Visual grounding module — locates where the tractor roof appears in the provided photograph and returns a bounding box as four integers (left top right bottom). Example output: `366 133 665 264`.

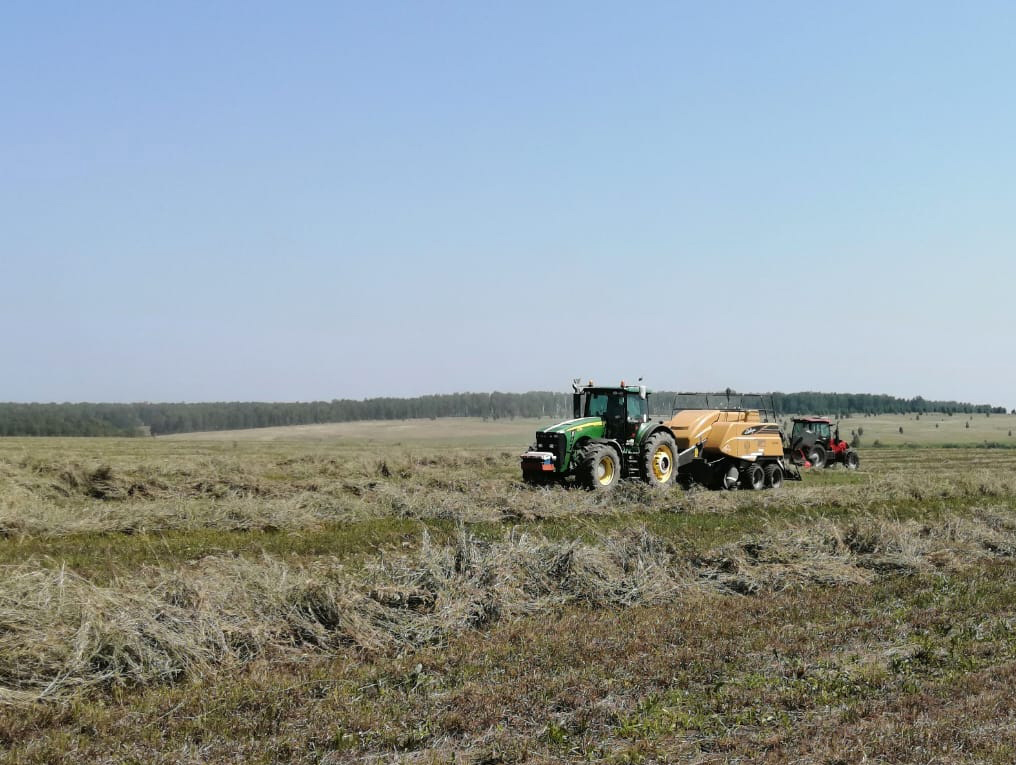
794 416 832 423
580 385 648 394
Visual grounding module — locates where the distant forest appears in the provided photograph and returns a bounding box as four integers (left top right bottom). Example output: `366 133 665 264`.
0 391 1009 437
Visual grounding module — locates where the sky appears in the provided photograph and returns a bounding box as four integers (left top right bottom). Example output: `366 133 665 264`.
3 2 1015 408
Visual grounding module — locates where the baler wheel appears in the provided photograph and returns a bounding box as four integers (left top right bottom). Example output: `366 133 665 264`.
764 463 783 489
742 463 764 490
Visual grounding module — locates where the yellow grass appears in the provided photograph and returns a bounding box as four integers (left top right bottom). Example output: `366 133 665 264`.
3 414 1016 762
161 416 543 448
837 411 1016 445
160 411 1016 448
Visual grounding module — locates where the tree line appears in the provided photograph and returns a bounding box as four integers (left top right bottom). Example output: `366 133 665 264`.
0 391 1007 437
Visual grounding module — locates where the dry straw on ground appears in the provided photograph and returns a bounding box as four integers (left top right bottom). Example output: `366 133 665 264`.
3 510 1016 704
6 451 1016 536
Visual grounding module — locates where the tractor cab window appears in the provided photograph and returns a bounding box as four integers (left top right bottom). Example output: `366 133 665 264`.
606 392 626 420
586 394 609 418
815 422 831 440
791 421 810 441
586 391 627 420
627 394 647 422
588 392 623 417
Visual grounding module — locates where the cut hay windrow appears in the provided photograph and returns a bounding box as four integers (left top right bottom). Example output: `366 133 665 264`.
7 451 1016 538
4 511 1016 704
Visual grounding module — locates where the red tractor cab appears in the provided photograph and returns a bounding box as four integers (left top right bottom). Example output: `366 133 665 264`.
787 417 859 470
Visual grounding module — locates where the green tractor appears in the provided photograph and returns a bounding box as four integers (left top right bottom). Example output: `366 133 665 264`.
520 380 695 490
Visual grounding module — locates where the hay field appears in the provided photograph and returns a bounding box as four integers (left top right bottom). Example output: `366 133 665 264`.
167 412 1016 448
2 415 1016 763
160 416 543 447
836 411 1016 447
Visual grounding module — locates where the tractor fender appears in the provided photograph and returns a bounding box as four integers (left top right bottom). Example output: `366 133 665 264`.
578 439 626 474
586 438 624 458
635 422 677 446
637 424 698 469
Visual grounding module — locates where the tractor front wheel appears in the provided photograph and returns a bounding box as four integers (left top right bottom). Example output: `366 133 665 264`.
641 432 677 486
844 450 860 470
579 445 619 491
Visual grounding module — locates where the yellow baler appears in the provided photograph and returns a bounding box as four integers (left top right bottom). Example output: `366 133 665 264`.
665 405 798 490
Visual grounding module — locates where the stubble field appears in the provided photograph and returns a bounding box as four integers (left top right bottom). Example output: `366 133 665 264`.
2 414 1016 763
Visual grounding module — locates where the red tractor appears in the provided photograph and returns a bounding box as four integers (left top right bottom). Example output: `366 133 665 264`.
787 417 860 470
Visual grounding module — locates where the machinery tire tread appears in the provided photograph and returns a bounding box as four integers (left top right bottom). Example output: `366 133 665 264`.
763 463 783 489
808 444 827 469
741 462 765 490
578 444 619 491
641 431 678 486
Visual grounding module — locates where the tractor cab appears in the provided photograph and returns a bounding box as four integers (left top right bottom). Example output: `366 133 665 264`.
573 382 648 442
790 417 832 447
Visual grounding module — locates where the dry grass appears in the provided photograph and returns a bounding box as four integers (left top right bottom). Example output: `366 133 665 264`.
3 559 1015 763
5 443 1016 541
3 424 1016 762
837 411 1016 447
158 413 1016 448
0 527 678 702
159 416 543 446
5 510 1016 707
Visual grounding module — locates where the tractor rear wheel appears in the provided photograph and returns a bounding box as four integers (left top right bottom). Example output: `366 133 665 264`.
742 463 764 490
807 444 827 469
844 450 860 470
641 432 677 486
764 463 783 489
578 444 619 491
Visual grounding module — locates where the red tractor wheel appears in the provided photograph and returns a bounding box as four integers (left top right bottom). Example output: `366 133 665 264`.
807 444 827 469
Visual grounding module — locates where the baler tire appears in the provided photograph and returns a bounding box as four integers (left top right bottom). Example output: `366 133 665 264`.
742 463 765 491
844 450 860 470
641 432 677 486
807 444 827 469
764 463 783 489
578 444 619 491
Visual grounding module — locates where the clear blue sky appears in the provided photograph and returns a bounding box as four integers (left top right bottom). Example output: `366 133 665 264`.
3 2 1014 407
